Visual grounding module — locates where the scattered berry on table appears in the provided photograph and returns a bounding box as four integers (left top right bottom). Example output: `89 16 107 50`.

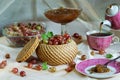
65 66 73 72
5 53 10 59
27 63 33 68
48 67 56 72
68 61 76 68
80 55 87 60
34 65 42 71
99 50 105 55
11 68 18 74
20 71 26 77
90 50 95 56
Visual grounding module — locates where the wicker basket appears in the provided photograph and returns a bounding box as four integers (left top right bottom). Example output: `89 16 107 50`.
36 40 78 66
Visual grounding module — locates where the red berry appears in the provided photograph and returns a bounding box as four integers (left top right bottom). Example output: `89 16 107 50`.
69 61 76 68
0 63 5 69
99 49 105 55
49 37 54 41
5 53 10 59
34 65 42 70
30 59 37 64
81 55 87 60
53 40 59 45
20 71 26 77
33 23 37 26
65 67 73 72
1 60 7 66
27 63 33 68
11 68 18 74
48 40 53 45
63 33 70 39
73 33 79 38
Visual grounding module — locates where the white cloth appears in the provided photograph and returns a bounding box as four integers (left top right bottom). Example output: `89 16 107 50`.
0 37 120 80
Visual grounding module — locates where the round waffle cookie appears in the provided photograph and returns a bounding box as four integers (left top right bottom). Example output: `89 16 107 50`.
16 37 39 62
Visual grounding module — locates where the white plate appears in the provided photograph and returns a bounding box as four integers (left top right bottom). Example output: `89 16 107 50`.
75 58 120 79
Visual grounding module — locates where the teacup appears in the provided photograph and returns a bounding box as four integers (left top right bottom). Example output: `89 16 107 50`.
86 30 119 51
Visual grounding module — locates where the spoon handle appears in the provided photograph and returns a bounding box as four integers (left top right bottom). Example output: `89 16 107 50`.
104 55 120 66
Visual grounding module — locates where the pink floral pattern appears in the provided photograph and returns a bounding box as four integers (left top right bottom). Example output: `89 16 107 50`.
105 11 120 29
87 35 112 50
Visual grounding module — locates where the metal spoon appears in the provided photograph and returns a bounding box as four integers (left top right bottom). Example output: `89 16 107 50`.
104 55 120 67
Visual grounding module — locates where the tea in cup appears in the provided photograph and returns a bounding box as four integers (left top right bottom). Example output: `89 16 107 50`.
86 30 119 51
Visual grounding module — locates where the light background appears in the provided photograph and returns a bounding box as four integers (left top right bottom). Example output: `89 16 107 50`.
0 0 120 36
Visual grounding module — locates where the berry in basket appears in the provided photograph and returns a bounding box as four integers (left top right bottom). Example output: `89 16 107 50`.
41 32 71 45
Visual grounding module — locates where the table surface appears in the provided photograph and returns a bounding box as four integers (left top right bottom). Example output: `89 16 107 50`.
0 36 120 80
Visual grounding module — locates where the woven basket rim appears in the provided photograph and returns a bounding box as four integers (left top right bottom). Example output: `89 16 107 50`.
40 40 75 46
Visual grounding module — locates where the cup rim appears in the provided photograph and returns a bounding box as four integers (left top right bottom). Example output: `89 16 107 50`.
86 30 114 38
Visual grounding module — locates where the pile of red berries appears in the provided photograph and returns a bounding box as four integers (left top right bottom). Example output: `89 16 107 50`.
48 33 71 45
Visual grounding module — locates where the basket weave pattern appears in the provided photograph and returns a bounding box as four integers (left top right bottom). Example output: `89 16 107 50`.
36 40 78 66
